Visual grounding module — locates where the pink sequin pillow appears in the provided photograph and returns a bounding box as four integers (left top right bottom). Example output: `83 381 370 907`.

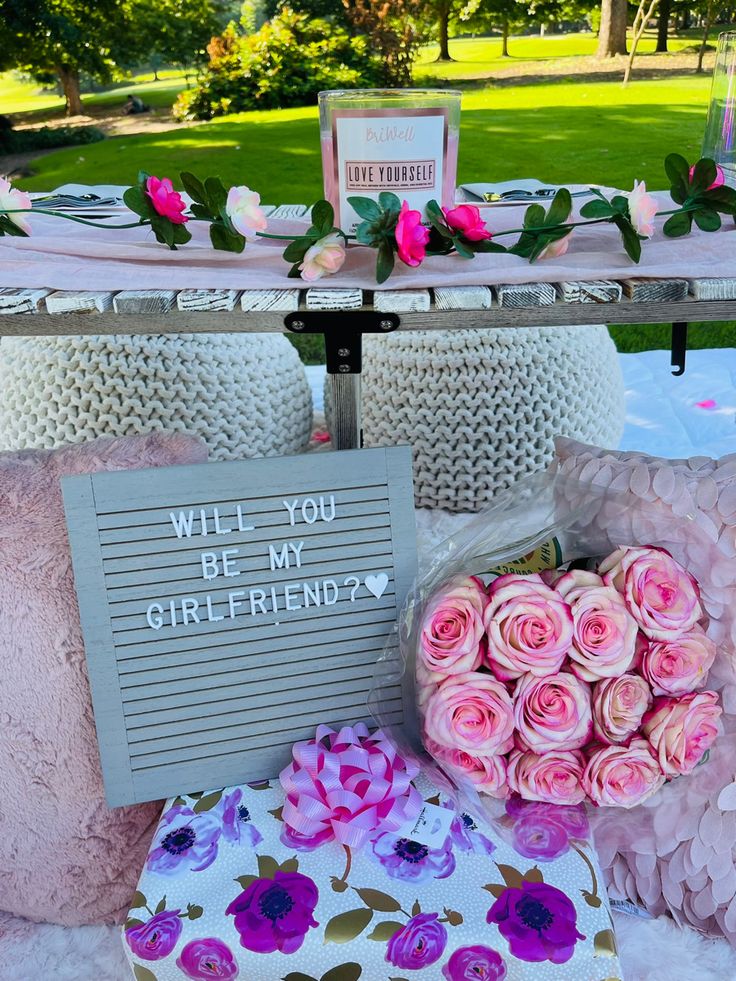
0 434 208 926
554 437 736 943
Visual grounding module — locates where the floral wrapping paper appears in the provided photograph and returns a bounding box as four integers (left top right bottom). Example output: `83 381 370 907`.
122 774 622 981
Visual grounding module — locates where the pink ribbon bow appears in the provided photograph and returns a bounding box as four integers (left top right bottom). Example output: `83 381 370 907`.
279 723 422 851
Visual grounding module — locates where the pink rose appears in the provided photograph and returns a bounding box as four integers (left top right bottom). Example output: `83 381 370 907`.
600 546 702 640
427 739 508 798
582 739 665 808
689 163 725 190
483 573 574 681
226 184 268 238
641 626 716 696
513 671 592 752
506 749 585 805
0 177 32 235
553 569 603 597
443 204 492 241
592 674 652 744
423 672 514 755
565 583 638 681
626 180 658 238
395 200 429 267
420 577 487 676
299 232 346 282
642 691 721 776
145 175 188 224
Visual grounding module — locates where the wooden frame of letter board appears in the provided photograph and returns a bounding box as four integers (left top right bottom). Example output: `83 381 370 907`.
62 446 416 807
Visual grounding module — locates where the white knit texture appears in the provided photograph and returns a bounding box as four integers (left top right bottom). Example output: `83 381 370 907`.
0 334 313 459
327 326 625 511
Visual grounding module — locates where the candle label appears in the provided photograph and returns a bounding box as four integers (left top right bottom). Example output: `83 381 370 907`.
332 109 448 231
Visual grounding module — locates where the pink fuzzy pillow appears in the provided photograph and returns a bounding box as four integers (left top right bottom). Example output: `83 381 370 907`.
0 434 208 926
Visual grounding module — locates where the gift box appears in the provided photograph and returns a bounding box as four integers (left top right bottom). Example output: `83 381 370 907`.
122 771 621 980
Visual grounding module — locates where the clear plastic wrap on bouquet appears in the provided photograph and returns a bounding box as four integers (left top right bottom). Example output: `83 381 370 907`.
369 469 736 860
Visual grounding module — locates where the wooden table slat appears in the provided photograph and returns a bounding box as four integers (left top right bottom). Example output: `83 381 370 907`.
433 286 493 310
177 289 240 312
0 288 50 315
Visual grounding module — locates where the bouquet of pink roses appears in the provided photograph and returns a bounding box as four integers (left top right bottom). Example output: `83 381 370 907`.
416 545 722 810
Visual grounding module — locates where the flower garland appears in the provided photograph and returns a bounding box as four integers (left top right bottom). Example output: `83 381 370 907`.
1 154 734 285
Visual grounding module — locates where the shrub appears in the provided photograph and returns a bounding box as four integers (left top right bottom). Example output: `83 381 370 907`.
173 7 384 120
0 123 105 155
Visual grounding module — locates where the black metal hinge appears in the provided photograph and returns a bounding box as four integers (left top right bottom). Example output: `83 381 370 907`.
284 310 400 373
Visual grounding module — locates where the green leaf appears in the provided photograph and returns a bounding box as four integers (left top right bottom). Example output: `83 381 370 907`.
283 236 316 263
150 215 176 249
664 152 690 189
180 171 207 206
378 191 401 214
234 875 258 890
0 217 28 237
282 974 317 981
136 169 151 186
354 888 402 912
123 185 152 219
187 904 203 920
662 211 693 237
279 856 299 873
154 896 166 914
270 806 284 822
257 854 280 879
287 262 303 278
193 789 223 812
545 188 572 227
472 239 507 253
453 237 475 259
124 918 144 930
610 194 630 214
347 196 381 221
311 200 334 236
523 866 544 883
670 184 688 206
694 208 721 232
523 203 546 229
209 222 245 253
376 239 395 284
133 967 158 981
172 222 192 246
324 907 373 944
367 920 404 941
496 864 524 889
704 184 736 214
411 899 421 916
483 883 507 898
321 965 362 981
129 891 147 909
189 203 211 220
691 157 718 193
204 176 228 215
580 199 614 219
613 215 643 262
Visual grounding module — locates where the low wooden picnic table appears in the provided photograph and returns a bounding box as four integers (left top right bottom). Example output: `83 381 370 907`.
1 201 735 451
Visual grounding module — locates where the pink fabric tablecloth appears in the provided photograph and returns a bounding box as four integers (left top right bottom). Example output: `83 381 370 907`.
1 194 735 292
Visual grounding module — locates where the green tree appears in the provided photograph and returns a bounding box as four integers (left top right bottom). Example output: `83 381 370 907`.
129 0 224 72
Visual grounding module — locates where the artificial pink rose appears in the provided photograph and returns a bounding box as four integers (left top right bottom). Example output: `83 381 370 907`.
641 626 716 696
395 200 429 267
420 577 487 676
539 231 572 259
626 180 658 238
592 673 652 744
582 739 665 808
513 671 592 753
0 177 32 235
506 749 585 805
600 545 702 641
483 573 574 681
689 163 725 190
642 691 721 776
443 204 492 241
553 569 603 597
565 583 638 681
226 184 268 238
426 739 509 798
423 671 514 755
145 175 188 224
299 232 346 282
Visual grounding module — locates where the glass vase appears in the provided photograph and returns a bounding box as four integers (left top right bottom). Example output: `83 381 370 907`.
702 31 736 187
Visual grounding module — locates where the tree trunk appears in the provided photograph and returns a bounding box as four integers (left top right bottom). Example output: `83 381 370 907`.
437 4 453 61
58 64 83 115
697 0 715 72
597 0 628 57
623 0 659 83
502 18 510 56
656 0 670 51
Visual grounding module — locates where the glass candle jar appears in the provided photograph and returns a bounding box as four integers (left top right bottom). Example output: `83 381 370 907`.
702 32 736 187
319 88 461 231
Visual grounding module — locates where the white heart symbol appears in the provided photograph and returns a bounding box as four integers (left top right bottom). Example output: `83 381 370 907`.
364 572 389 599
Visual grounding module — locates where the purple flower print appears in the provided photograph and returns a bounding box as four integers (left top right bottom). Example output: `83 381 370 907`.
176 937 240 979
442 945 507 980
147 804 221 875
125 909 182 961
446 808 496 857
386 913 448 970
226 870 319 954
279 823 334 852
505 797 589 862
371 832 456 882
218 789 263 847
487 881 585 964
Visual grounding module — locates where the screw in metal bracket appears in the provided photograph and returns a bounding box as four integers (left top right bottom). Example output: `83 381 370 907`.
338 364 351 373
378 319 395 331
337 347 350 357
290 319 305 331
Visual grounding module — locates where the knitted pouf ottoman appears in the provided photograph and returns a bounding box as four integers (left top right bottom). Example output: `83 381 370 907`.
0 333 312 459
326 325 625 510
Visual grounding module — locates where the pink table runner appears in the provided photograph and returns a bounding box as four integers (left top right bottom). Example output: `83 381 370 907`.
1 193 735 292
